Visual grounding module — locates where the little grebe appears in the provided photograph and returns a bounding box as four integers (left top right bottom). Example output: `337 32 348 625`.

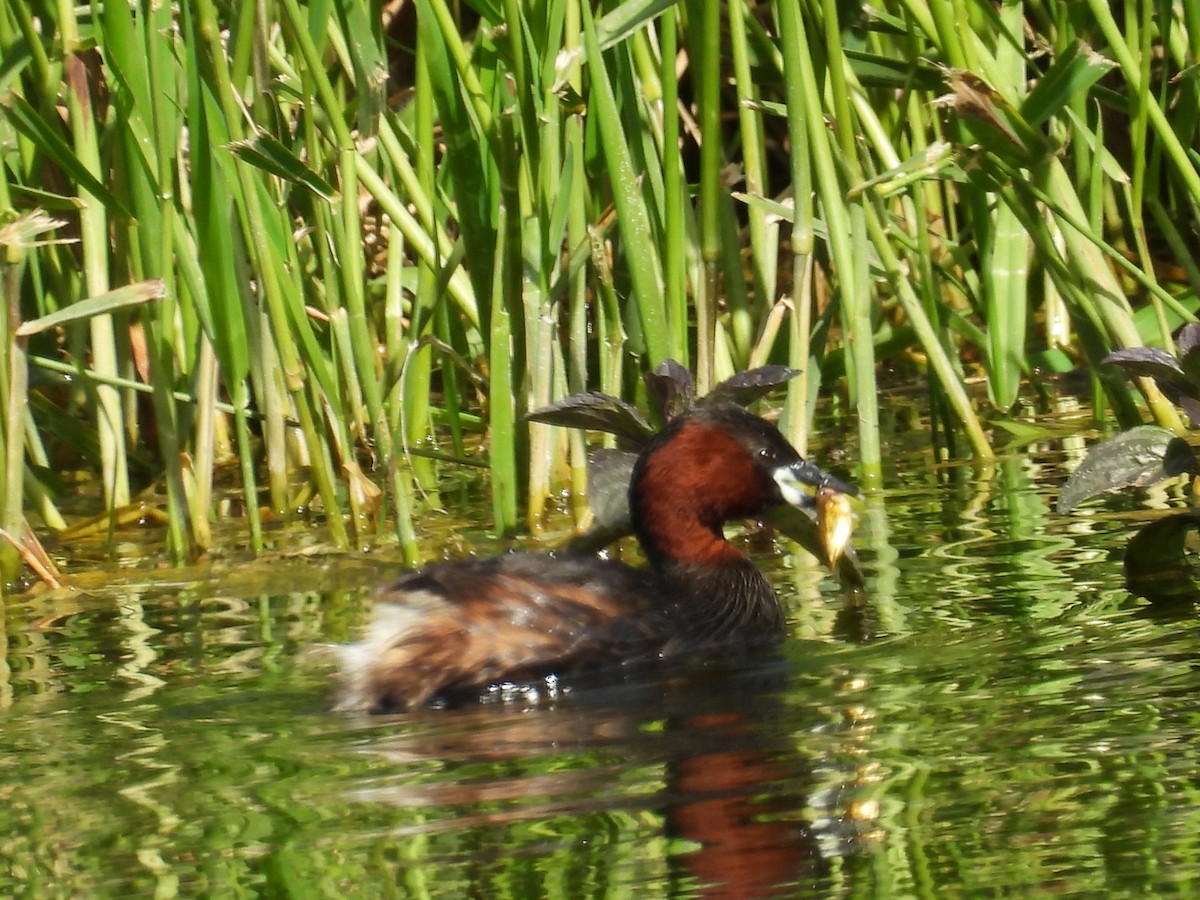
336 401 856 713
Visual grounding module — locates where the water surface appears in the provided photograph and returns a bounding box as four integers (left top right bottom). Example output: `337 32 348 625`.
3 419 1198 897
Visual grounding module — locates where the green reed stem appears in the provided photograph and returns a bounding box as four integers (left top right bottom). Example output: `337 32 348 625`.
692 0 721 390
580 1 669 368
659 7 688 372
489 199 518 536
727 0 773 363
775 0 816 453
60 3 129 511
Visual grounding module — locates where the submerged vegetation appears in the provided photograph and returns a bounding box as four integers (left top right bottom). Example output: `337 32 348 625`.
1058 323 1200 602
0 1 1198 587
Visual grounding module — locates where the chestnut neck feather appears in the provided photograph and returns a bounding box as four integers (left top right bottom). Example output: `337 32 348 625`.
631 419 775 569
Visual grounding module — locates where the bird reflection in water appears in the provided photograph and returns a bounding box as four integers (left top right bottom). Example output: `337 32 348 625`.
344 657 880 896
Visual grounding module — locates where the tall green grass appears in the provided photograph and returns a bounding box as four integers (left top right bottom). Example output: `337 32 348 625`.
0 1 1196 586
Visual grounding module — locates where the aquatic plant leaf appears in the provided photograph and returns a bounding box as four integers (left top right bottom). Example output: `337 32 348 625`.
848 140 956 201
228 134 337 200
0 94 134 220
1105 342 1200 414
414 0 497 307
1160 437 1196 478
992 418 1060 445
1179 395 1200 426
1056 425 1199 513
1103 346 1190 392
17 279 166 337
1027 347 1075 374
705 366 802 407
1178 323 1200 356
1177 323 1200 388
937 68 1053 167
595 0 678 51
844 48 943 92
1124 511 1200 604
1019 40 1115 129
527 392 655 446
333 0 388 136
643 359 694 422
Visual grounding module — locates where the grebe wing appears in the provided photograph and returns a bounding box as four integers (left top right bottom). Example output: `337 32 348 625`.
335 553 660 712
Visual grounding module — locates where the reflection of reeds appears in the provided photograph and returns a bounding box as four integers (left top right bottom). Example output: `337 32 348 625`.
3 2 1197 580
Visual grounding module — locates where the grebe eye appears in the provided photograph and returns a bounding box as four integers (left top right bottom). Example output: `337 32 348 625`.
758 447 775 462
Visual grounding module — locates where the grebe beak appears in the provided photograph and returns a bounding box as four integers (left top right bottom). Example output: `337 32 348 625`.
773 458 858 509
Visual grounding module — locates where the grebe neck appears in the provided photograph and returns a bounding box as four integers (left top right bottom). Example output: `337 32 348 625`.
640 515 748 569
629 417 780 571
657 555 785 640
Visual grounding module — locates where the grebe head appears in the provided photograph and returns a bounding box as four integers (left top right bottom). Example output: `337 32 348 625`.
629 402 855 568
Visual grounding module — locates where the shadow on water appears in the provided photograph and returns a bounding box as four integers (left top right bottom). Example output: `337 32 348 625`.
2 412 1200 895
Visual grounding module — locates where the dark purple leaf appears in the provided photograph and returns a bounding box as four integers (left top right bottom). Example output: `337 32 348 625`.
1103 346 1186 386
1057 425 1199 513
1164 436 1200 477
1179 395 1200 426
644 359 694 422
527 392 655 446
1177 323 1200 357
1177 324 1200 389
706 365 802 406
1124 510 1200 604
